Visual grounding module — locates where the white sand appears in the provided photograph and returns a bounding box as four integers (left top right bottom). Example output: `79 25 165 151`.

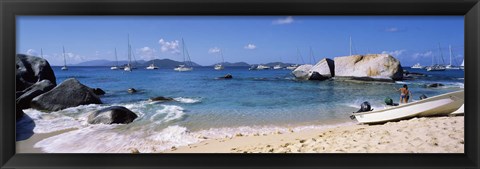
164 116 464 153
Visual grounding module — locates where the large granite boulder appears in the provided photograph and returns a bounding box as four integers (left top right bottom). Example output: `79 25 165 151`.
292 64 313 80
31 78 102 111
333 54 403 81
16 54 56 91
309 58 335 80
16 80 55 109
87 106 138 124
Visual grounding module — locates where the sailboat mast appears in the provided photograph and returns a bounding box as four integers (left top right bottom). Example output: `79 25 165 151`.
349 36 352 56
182 38 186 65
297 48 304 64
310 47 316 64
449 45 453 66
128 34 131 66
115 48 118 67
438 43 445 65
62 46 67 67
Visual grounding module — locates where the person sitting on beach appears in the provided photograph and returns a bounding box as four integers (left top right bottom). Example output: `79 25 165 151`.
396 84 412 103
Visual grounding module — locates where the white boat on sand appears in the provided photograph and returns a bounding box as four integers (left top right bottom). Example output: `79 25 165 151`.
351 90 464 124
450 104 464 115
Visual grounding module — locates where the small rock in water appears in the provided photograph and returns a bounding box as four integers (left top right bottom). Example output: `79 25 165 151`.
235 133 243 137
149 96 174 102
425 83 444 88
224 74 233 79
127 88 137 93
288 128 294 133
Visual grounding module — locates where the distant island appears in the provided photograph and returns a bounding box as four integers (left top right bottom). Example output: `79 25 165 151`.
72 59 295 68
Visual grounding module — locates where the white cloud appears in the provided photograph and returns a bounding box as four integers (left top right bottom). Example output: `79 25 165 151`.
137 46 156 60
412 51 433 59
273 16 294 25
26 49 38 56
208 47 221 54
381 49 406 57
158 38 180 54
384 27 400 32
244 44 256 50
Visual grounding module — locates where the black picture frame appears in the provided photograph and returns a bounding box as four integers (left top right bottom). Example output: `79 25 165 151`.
1 0 479 168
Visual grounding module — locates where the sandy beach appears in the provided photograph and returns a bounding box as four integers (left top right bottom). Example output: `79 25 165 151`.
16 116 464 153
163 116 464 153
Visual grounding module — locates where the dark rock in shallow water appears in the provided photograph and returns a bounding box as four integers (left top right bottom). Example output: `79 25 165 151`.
425 83 444 88
224 74 233 79
16 80 55 109
419 94 428 100
308 72 329 81
30 78 102 111
127 88 137 94
88 106 138 124
92 88 106 95
16 54 56 91
149 96 174 102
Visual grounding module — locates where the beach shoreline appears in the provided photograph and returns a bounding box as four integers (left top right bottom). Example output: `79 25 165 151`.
17 115 463 153
163 116 464 153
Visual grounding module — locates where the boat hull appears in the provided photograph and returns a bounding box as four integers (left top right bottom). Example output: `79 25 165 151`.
174 67 193 72
352 90 464 124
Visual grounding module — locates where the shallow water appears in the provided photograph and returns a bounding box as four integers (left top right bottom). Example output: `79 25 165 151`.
20 66 464 153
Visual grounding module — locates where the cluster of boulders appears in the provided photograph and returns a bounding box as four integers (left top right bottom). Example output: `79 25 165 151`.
292 54 403 82
15 54 137 124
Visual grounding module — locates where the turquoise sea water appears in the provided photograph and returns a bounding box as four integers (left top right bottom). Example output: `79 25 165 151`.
18 66 464 153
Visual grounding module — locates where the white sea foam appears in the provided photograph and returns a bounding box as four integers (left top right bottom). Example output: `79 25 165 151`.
34 121 355 153
150 105 185 124
174 97 201 104
23 109 84 133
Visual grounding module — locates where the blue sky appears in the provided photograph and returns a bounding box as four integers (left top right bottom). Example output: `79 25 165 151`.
17 16 464 66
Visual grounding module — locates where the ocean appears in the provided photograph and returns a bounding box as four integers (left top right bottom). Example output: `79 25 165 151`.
18 66 464 153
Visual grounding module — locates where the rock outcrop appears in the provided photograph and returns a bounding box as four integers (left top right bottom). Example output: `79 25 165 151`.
16 54 56 91
16 80 55 109
92 88 106 95
333 54 403 81
31 78 102 111
292 64 313 80
87 106 138 124
309 58 335 80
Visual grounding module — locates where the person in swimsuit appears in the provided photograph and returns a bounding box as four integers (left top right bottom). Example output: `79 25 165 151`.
396 84 412 103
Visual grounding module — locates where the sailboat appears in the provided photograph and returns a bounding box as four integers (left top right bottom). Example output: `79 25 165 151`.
460 59 464 70
214 50 225 70
61 46 68 71
446 45 460 70
273 63 282 70
111 48 119 70
146 51 159 70
286 48 304 70
124 35 132 72
40 48 44 59
146 61 159 70
309 47 316 64
174 38 193 72
426 44 446 71
411 63 424 69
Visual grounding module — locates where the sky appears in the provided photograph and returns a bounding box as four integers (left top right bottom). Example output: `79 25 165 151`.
17 16 464 66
